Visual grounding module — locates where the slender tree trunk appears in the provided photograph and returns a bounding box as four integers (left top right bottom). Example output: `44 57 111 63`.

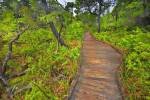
98 2 101 33
115 9 118 22
41 0 49 13
143 0 149 16
49 22 67 47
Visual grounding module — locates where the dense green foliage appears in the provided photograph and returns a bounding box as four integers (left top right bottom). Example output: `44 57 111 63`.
0 4 84 100
92 1 150 99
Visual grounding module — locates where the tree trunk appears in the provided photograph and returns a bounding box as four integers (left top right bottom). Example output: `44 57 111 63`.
41 0 49 13
49 22 67 47
98 2 101 33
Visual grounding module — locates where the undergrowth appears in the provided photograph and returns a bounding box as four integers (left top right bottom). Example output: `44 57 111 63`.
92 1 150 99
0 9 84 99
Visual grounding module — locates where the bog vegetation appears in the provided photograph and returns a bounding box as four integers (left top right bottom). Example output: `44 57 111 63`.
0 0 149 99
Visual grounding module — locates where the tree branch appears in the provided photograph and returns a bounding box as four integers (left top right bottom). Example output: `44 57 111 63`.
49 21 67 47
55 0 67 11
1 27 28 74
14 84 32 95
0 74 8 87
0 26 28 99
8 70 27 80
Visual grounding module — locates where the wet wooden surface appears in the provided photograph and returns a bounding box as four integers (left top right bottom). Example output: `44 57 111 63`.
69 32 123 100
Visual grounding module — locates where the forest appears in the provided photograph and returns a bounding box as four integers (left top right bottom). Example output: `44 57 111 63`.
0 0 150 100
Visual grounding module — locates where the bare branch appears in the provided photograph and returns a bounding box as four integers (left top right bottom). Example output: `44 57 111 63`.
0 75 13 99
8 70 27 80
49 21 67 47
0 26 28 99
14 85 32 95
0 75 8 87
1 27 28 74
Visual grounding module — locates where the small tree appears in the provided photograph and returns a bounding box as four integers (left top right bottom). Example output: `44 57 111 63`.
75 0 115 32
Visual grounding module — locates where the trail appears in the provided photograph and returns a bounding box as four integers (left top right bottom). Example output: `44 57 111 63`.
69 32 123 100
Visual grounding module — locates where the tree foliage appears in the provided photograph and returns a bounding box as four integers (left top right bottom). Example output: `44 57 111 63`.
75 0 115 15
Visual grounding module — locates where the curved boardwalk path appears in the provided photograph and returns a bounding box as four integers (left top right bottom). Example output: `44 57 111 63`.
68 32 123 100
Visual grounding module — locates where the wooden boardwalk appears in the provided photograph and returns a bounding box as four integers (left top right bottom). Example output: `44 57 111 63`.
68 32 123 100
